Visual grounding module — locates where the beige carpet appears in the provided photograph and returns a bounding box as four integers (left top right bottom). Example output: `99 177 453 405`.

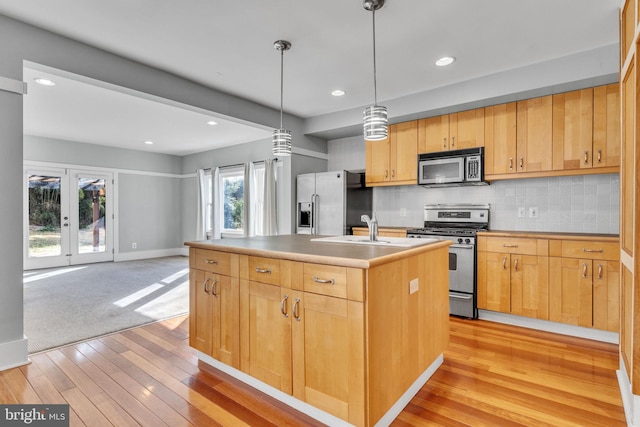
24 256 189 353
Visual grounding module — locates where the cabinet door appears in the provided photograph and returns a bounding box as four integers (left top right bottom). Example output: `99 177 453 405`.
449 108 484 150
418 115 449 153
552 88 594 170
390 121 418 183
240 281 292 393
189 269 212 354
210 274 240 368
549 258 593 327
593 260 620 332
484 103 517 175
593 83 620 168
291 292 365 427
516 96 553 172
365 138 390 185
477 251 511 312
510 255 549 320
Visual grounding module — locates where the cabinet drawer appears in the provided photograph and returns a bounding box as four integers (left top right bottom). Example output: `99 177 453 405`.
193 249 231 275
559 240 619 261
303 264 348 299
248 256 281 285
484 237 543 255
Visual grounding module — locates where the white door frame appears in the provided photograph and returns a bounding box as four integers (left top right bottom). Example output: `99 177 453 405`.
24 165 114 270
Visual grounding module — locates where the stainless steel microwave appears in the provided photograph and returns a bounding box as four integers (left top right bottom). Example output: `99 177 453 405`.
417 147 487 187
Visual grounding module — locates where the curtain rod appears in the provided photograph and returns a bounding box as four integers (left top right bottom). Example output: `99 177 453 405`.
198 158 279 173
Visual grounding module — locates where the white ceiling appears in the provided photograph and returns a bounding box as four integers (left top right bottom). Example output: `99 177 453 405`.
0 0 621 156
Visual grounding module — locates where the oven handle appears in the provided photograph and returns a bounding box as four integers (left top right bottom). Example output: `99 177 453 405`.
450 244 474 249
449 293 473 300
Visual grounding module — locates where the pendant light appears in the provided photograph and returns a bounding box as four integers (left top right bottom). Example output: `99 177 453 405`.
363 0 388 141
273 40 292 156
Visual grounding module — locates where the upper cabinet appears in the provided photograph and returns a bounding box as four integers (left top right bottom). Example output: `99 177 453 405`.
484 102 517 175
593 83 620 168
365 121 418 187
417 108 484 153
516 95 554 173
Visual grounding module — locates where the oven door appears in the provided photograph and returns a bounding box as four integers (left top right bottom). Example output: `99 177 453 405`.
418 157 464 185
449 243 474 293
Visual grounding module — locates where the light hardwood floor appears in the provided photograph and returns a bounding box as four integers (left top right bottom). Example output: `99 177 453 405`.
0 316 626 426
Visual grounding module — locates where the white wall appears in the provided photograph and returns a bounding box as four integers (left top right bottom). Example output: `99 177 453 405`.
328 137 620 235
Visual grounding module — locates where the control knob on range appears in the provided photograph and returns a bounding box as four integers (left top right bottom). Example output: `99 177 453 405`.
465 238 471 244
457 238 463 243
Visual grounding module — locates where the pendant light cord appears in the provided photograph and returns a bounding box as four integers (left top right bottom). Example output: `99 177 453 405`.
372 7 378 107
279 47 284 129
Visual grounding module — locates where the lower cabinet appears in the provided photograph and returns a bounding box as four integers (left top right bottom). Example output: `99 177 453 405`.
477 236 549 320
239 258 366 426
549 240 620 332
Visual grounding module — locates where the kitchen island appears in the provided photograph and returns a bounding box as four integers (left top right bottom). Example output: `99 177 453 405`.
185 234 450 427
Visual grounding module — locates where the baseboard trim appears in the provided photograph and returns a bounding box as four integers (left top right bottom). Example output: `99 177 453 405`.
478 310 619 344
114 247 188 262
0 336 29 372
197 352 443 427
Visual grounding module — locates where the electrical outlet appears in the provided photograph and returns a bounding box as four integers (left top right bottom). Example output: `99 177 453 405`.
400 208 407 217
132 242 137 249
518 207 526 218
529 207 539 218
409 278 419 294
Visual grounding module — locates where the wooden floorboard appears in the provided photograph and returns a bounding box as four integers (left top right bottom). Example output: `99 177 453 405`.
0 315 626 426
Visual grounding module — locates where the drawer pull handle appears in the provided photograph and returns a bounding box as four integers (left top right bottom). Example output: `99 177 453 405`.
503 244 518 248
255 267 272 274
583 248 604 253
502 257 508 270
597 264 603 280
293 298 301 321
280 294 289 317
513 258 519 272
203 277 211 294
205 259 218 265
582 263 588 278
313 275 335 285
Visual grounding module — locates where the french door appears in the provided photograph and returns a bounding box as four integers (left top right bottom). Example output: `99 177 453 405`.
24 167 114 270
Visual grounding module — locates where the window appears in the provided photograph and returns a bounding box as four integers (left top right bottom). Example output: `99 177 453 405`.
203 169 213 237
219 166 245 235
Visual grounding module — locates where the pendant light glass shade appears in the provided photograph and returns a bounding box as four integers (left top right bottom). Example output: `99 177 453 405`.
363 105 388 140
363 0 387 141
273 40 292 156
272 128 292 155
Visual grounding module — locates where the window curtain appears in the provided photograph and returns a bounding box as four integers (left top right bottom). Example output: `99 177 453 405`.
244 162 256 237
211 167 222 239
261 159 278 236
195 169 207 240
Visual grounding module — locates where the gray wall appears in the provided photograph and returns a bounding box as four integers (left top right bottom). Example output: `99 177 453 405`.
328 137 620 235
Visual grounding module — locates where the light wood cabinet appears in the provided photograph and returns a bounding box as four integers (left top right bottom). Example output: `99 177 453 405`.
240 258 366 425
484 102 517 175
477 236 549 320
418 108 484 153
549 239 620 332
189 249 240 369
593 83 620 168
552 88 594 170
516 95 553 173
365 121 417 186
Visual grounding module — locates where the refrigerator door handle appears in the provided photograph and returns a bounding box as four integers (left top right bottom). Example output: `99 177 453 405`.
312 193 319 235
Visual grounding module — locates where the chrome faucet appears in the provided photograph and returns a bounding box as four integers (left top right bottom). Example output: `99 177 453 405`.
361 213 378 241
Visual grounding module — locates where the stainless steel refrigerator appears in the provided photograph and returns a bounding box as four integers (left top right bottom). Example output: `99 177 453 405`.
296 171 372 235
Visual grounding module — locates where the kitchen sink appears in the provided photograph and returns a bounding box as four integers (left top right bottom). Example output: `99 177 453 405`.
310 235 439 247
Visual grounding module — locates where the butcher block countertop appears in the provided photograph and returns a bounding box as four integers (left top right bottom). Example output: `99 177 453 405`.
184 234 449 269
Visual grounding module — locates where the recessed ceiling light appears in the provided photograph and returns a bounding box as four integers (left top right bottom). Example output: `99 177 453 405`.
34 78 56 86
331 89 346 97
435 57 455 67
144 141 154 145
206 120 218 126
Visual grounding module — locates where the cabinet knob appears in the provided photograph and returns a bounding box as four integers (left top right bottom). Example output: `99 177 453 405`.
443 137 447 149
513 258 519 272
509 158 513 170
293 298 301 321
451 136 455 148
596 264 603 280
582 263 589 278
519 157 524 169
280 294 289 317
584 151 589 165
502 257 508 270
597 149 602 164
203 277 211 294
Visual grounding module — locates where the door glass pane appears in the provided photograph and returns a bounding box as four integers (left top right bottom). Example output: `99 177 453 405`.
77 177 106 254
222 173 244 233
28 175 62 258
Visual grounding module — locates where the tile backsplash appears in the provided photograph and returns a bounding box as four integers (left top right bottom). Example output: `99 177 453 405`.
328 136 620 235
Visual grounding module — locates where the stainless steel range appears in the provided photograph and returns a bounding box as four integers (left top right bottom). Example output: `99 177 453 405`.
407 204 490 318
